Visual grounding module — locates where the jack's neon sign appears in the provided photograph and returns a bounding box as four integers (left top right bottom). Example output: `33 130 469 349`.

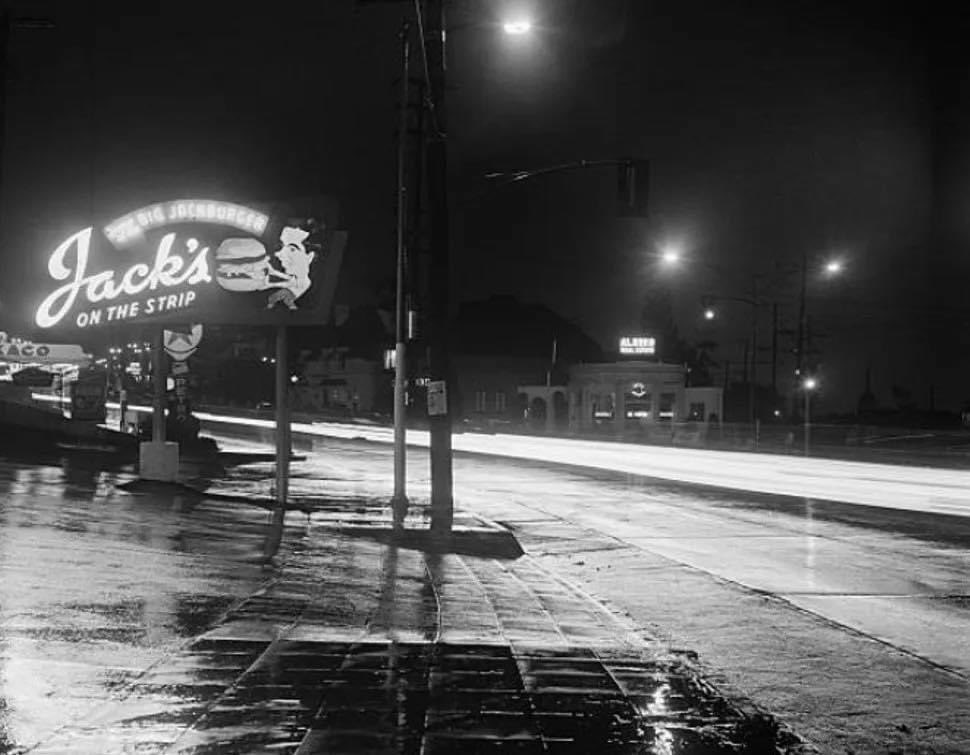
34 199 280 330
36 228 211 328
33 197 339 330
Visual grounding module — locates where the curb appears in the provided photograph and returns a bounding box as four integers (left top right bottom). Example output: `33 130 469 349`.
325 522 524 560
117 478 525 560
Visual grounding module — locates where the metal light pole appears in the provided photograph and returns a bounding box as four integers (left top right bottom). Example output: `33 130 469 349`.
391 20 410 520
748 276 758 425
771 302 779 396
793 250 808 421
803 377 816 456
795 251 808 377
792 254 842 420
701 289 760 425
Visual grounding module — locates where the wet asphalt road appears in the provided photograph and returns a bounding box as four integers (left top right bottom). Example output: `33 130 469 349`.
0 440 804 754
195 412 970 517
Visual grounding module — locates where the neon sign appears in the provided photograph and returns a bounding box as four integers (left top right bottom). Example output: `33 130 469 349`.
0 331 89 365
619 336 656 356
37 229 210 328
105 200 269 246
33 197 347 330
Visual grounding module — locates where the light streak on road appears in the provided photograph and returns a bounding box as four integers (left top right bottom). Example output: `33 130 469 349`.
125 407 970 518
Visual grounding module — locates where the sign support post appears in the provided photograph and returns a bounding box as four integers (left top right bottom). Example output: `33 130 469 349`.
263 324 290 562
275 324 290 506
139 327 178 481
152 329 166 443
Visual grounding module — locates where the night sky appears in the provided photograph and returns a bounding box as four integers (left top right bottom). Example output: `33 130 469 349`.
1 0 968 411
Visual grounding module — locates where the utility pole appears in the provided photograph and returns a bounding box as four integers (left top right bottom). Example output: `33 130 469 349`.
391 19 410 521
423 0 454 533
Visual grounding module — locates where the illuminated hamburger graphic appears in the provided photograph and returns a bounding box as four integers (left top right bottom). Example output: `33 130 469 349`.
214 238 272 292
215 226 317 310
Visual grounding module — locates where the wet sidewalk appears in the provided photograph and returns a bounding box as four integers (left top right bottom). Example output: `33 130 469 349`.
28 505 801 754
0 444 807 754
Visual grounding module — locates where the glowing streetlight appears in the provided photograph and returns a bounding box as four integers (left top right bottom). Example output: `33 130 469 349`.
703 307 716 320
660 246 681 266
503 19 532 35
824 259 844 276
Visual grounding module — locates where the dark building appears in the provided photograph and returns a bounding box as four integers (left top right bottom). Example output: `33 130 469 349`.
451 295 603 427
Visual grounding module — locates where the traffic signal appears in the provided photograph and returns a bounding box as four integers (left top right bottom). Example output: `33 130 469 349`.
617 158 649 218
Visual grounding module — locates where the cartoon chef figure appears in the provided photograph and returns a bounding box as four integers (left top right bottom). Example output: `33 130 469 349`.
266 226 315 310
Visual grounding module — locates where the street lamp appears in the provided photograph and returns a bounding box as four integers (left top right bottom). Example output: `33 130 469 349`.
802 376 817 456
795 253 846 378
419 3 542 533
824 258 844 276
502 19 533 35
660 245 681 267
371 3 539 531
699 289 762 426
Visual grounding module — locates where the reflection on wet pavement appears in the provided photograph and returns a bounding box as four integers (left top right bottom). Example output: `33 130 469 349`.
0 448 281 753
29 640 788 754
0 445 803 753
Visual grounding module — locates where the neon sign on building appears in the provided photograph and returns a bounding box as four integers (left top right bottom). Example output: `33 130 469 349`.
619 336 656 356
33 198 346 331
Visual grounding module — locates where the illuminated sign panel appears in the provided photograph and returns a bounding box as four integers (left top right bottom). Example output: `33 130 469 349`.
105 200 269 247
164 324 204 361
619 336 656 356
33 197 346 331
0 331 90 365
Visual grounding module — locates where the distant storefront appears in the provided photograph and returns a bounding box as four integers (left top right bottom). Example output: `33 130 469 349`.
519 360 722 433
293 348 388 415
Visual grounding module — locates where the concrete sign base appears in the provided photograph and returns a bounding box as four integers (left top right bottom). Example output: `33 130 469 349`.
139 441 179 482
